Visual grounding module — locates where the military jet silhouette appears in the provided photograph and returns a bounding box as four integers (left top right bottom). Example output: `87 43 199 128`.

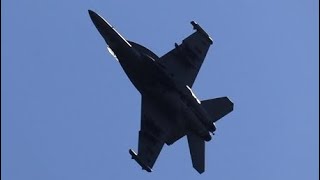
88 10 233 174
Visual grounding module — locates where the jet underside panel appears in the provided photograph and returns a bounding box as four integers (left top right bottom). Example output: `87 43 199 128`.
158 31 212 87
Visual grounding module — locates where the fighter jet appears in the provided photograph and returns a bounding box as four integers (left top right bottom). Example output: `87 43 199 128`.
88 10 234 174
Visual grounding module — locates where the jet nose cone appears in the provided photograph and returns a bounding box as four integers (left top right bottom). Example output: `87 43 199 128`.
88 9 113 30
88 9 94 15
88 10 102 24
88 10 113 43
88 10 99 19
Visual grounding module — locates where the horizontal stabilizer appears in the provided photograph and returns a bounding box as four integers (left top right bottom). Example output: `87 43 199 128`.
201 97 233 123
187 132 205 174
129 149 152 172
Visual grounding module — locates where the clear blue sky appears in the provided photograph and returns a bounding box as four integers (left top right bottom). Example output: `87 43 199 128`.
2 0 319 179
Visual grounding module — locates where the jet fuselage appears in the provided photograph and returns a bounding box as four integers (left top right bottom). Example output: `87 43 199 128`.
88 10 214 142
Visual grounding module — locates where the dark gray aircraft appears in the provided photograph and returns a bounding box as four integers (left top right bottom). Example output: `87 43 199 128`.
88 10 234 174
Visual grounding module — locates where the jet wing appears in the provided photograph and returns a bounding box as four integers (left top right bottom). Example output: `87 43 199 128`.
130 96 168 171
130 96 187 171
158 21 213 87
